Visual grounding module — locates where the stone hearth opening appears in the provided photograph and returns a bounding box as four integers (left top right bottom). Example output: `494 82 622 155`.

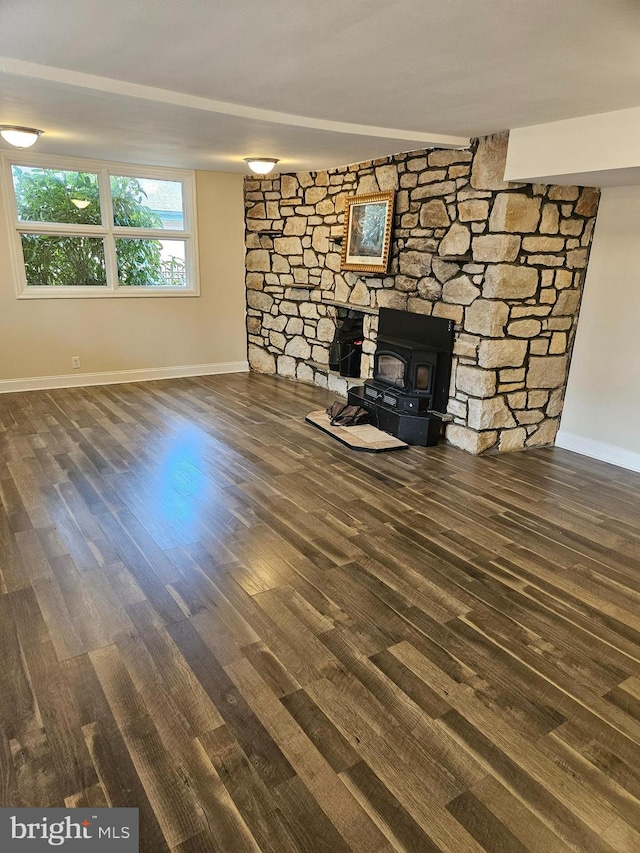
327 307 364 378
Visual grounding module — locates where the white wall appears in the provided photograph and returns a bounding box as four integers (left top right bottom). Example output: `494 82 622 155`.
505 107 640 187
0 169 248 389
558 185 640 471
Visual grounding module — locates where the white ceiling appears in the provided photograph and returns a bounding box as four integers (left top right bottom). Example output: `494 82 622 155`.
1 0 639 172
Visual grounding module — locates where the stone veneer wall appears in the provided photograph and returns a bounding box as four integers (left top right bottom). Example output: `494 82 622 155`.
244 133 600 454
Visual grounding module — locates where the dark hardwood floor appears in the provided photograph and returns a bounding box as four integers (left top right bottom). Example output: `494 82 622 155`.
2 372 640 851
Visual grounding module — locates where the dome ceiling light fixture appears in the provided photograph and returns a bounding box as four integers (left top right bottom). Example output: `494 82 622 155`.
244 157 279 175
0 125 44 148
70 198 91 209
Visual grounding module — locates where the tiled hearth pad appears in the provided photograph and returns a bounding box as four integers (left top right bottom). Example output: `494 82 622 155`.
305 410 408 453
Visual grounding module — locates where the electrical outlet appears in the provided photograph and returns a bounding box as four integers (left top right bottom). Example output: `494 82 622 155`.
72 356 81 369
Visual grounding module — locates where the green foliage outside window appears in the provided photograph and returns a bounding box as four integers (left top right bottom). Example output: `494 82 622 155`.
19 234 107 287
13 168 168 287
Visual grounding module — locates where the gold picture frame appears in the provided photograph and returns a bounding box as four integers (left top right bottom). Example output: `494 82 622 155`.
340 190 395 273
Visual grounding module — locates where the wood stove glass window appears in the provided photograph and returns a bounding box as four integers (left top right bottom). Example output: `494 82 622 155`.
377 353 406 388
415 364 432 392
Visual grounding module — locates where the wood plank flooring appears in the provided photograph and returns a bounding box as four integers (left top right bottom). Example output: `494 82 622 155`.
2 371 640 851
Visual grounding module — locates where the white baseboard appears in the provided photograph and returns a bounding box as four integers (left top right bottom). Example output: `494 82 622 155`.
555 429 640 473
0 361 249 394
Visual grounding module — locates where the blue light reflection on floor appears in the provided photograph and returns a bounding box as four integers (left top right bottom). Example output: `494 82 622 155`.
141 424 227 543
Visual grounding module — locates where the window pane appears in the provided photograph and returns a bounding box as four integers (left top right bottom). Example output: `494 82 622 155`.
20 235 107 286
115 238 187 287
111 176 184 229
12 166 101 225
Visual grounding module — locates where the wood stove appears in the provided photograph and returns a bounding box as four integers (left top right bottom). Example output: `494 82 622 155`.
348 308 455 446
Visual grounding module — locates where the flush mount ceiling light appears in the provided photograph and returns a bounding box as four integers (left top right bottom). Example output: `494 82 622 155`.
70 198 91 209
244 157 279 175
0 125 44 148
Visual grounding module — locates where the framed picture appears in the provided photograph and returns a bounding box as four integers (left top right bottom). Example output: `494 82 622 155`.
341 190 395 273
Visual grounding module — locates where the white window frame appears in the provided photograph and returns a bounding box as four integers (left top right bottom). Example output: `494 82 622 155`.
1 153 200 298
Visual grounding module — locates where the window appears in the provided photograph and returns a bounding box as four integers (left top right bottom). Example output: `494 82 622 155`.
2 155 198 297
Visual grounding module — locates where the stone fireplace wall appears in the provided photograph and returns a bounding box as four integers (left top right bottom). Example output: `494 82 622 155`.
244 133 600 454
